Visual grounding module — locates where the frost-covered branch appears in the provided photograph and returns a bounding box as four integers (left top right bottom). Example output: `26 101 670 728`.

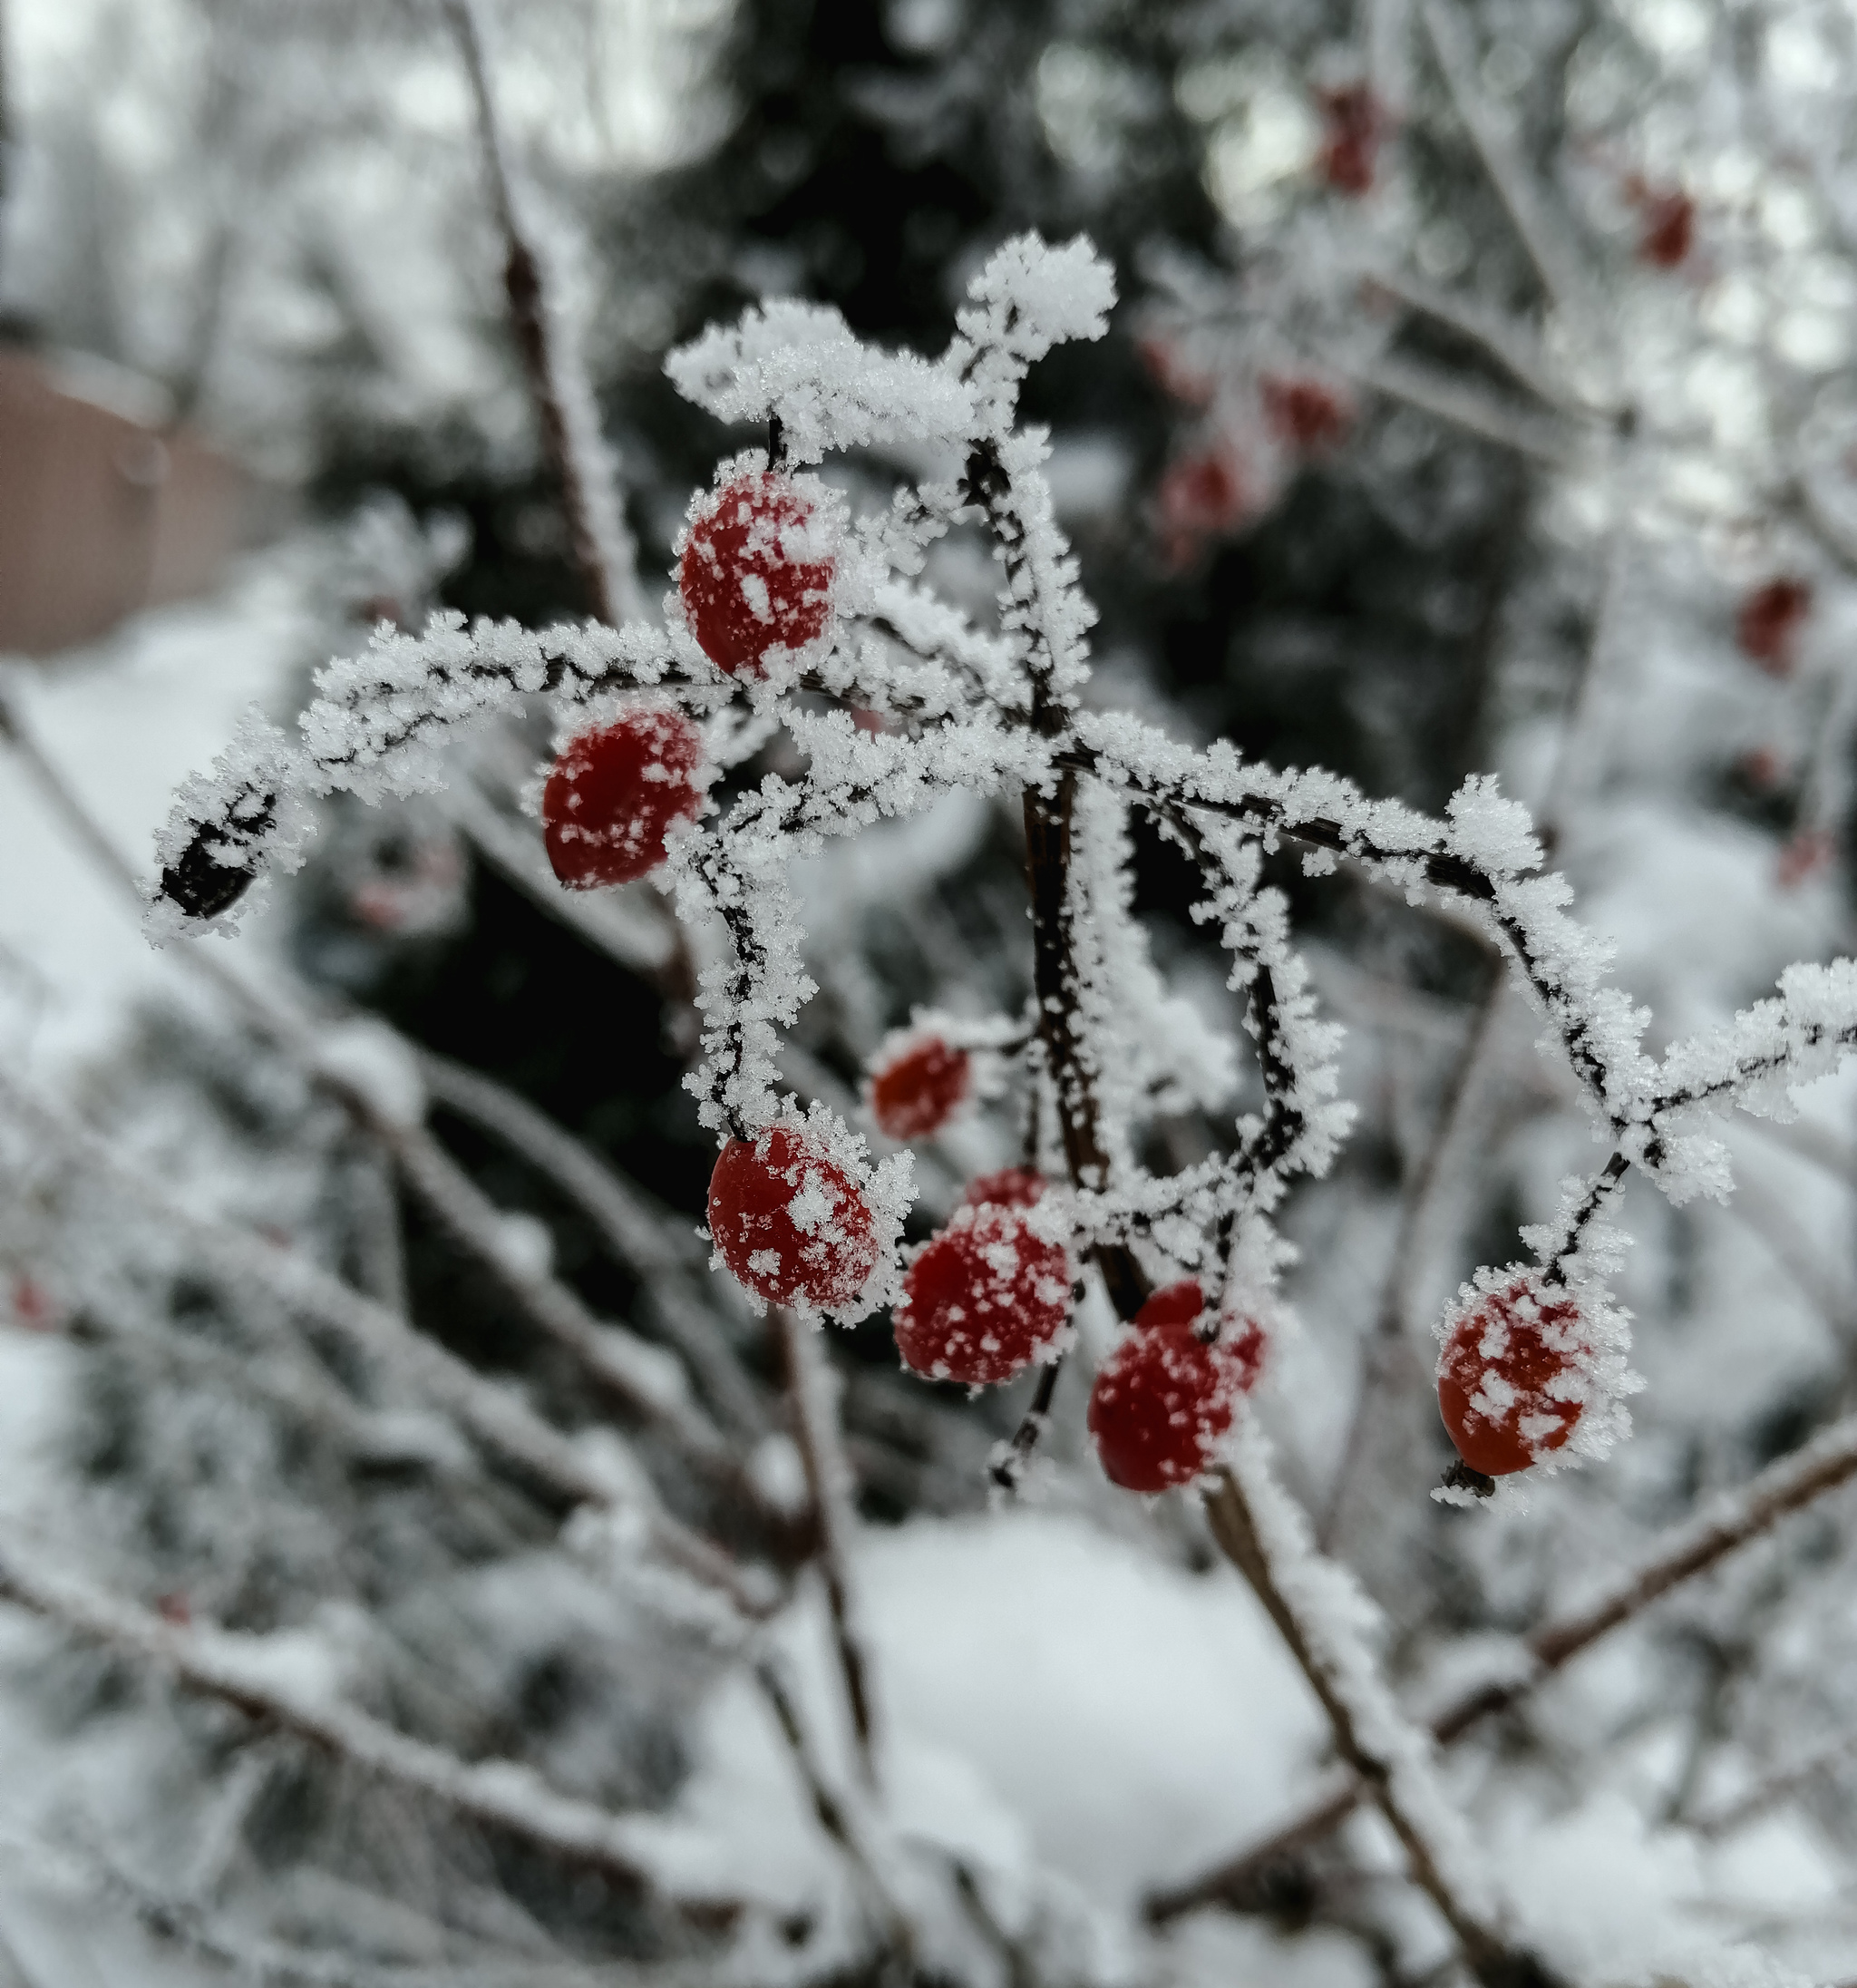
1156 1403 1857 1920
1204 1431 1559 1988
442 0 643 628
0 1542 731 1909
2 1079 768 1618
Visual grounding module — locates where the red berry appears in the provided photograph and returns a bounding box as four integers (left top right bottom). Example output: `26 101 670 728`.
1737 578 1813 675
962 1167 1047 1211
1156 445 1255 569
895 1204 1072 1386
1638 190 1695 269
542 708 705 890
1261 375 1351 453
1778 826 1834 890
1436 1275 1588 1477
678 470 837 677
870 1035 971 1141
1133 1277 1206 1331
1089 1283 1263 1493
1136 334 1215 409
708 1126 880 1312
1317 84 1384 197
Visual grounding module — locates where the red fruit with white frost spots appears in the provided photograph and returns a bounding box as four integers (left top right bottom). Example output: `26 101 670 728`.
895 1204 1071 1386
708 1126 879 1312
962 1166 1046 1212
541 708 705 890
1436 1274 1588 1477
870 1035 971 1140
678 470 837 677
1088 1280 1265 1493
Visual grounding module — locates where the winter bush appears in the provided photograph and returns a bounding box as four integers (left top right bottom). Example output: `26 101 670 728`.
8 2 1857 1984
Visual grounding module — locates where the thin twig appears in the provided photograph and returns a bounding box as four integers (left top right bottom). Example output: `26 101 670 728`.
0 1543 729 1909
773 1308 880 1787
2 1078 767 1618
1151 1404 1857 1920
1420 0 1600 337
753 1660 912 1964
442 0 642 627
419 1049 767 1439
1318 965 1506 1547
1204 1443 1558 1988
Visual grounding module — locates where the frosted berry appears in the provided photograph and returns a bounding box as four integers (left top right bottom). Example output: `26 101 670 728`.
678 470 837 677
870 1035 970 1141
542 708 705 890
708 1125 880 1312
1737 577 1812 676
963 1167 1046 1211
1317 84 1383 197
1089 1281 1264 1493
1436 1275 1588 1478
1261 375 1351 454
895 1204 1071 1386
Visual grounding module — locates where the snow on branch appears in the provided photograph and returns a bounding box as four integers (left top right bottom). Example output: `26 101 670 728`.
666 300 976 463
0 1541 734 1909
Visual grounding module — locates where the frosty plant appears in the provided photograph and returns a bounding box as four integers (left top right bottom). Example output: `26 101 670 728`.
147 231 1857 1983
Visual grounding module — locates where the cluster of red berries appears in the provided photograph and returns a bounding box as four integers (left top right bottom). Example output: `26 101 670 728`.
538 467 841 894
1436 1273 1589 1478
1088 1281 1266 1493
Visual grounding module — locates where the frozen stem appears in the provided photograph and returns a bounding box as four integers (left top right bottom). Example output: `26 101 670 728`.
773 1307 880 1787
1155 1403 1857 1921
1202 1442 1560 1988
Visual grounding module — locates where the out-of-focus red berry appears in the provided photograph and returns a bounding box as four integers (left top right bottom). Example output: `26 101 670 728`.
1737 578 1813 676
1778 827 1834 890
541 708 705 891
851 707 889 735
870 1035 971 1141
1735 746 1786 791
678 470 837 677
1136 334 1216 409
708 1126 880 1312
1089 1281 1265 1493
895 1204 1072 1386
962 1167 1047 1211
1317 84 1384 197
1436 1274 1587 1477
1261 375 1351 454
155 1593 193 1627
1156 445 1254 569
1638 189 1695 269
9 1277 53 1331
